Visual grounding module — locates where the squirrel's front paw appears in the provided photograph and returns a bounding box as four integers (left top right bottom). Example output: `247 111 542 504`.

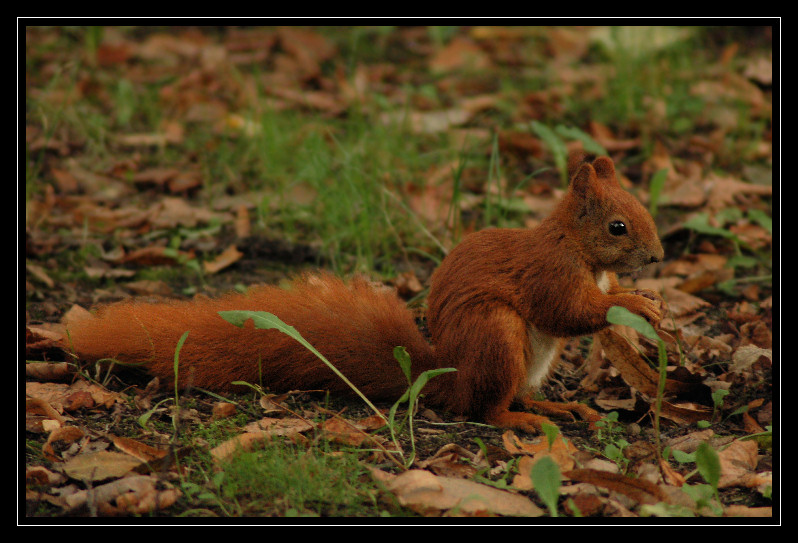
619 292 662 325
630 288 663 304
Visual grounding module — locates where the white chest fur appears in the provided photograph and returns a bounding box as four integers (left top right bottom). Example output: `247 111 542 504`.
519 271 609 395
595 270 610 294
522 325 561 390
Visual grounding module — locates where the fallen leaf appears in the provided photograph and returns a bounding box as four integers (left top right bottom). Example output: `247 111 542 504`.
62 451 145 482
203 244 243 274
724 504 772 518
25 362 71 382
211 402 238 420
319 416 372 447
386 469 543 517
43 425 85 461
64 474 180 514
658 401 713 426
730 344 773 374
416 443 481 479
112 435 169 463
502 430 577 472
564 468 668 505
429 37 491 73
380 107 472 134
212 417 314 462
717 439 759 489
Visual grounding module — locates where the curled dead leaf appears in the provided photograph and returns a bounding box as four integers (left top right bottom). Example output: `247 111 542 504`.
112 435 169 464
65 474 180 514
203 245 243 274
43 425 85 462
25 361 71 382
565 468 667 506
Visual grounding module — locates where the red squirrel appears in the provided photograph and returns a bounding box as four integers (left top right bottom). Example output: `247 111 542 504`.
65 155 664 433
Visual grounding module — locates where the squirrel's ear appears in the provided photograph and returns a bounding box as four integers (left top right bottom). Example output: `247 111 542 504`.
591 156 619 184
571 162 597 196
567 149 594 179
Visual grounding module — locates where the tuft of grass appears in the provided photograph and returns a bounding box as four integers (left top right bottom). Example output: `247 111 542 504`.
205 439 383 517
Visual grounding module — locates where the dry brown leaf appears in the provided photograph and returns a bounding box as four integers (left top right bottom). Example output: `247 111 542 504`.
131 167 180 187
25 362 71 382
212 417 314 462
27 380 120 415
415 444 480 479
429 37 491 73
717 439 759 489
380 108 472 134
705 174 773 211
724 505 773 518
386 469 543 517
125 279 174 296
392 271 424 298
25 396 68 434
503 429 577 459
43 425 85 462
64 474 180 514
658 401 713 426
730 344 773 374
26 465 67 486
112 435 169 463
234 204 251 238
210 432 270 463
597 329 661 398
589 120 641 152
120 246 181 267
564 468 668 505
683 334 733 361
26 383 71 415
319 416 373 447
26 262 55 288
203 245 243 274
67 380 120 409
62 451 145 482
151 196 225 229
665 429 716 453
741 411 765 434
211 402 238 420
659 286 711 319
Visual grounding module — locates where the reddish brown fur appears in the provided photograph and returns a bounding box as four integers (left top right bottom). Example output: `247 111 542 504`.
68 274 436 400
66 156 664 433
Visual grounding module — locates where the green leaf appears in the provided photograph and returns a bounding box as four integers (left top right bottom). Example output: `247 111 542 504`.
218 310 389 426
606 305 660 342
393 346 412 385
531 121 568 185
530 455 562 517
747 208 772 234
711 388 729 409
648 168 668 217
682 213 741 242
554 125 607 156
540 423 560 451
695 442 721 491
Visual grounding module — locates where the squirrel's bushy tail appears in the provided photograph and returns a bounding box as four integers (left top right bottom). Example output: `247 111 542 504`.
66 273 437 399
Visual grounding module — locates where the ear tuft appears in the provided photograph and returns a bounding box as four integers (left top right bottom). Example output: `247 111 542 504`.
591 156 617 181
567 149 595 180
570 162 597 196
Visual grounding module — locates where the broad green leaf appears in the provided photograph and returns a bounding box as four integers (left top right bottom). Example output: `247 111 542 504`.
606 305 660 342
531 455 562 517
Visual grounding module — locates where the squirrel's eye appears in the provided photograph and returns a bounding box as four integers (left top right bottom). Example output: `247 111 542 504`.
608 220 627 236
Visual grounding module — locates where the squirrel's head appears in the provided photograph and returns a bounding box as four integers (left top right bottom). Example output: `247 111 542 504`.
563 156 664 273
